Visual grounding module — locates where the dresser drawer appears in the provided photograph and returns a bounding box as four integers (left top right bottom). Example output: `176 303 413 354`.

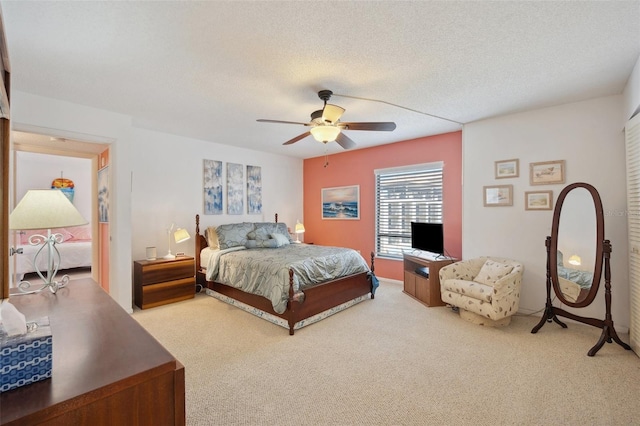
140 278 195 309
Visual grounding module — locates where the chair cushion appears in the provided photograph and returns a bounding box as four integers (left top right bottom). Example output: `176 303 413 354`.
442 279 493 303
474 259 514 286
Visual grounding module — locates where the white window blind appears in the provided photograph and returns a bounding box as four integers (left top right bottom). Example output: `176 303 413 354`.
375 162 443 259
625 113 640 358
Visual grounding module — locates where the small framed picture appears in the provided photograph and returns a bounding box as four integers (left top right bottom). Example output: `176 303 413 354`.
530 160 565 185
495 159 519 179
483 185 513 207
525 190 553 210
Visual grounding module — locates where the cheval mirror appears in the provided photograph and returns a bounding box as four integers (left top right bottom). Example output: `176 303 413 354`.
531 182 631 356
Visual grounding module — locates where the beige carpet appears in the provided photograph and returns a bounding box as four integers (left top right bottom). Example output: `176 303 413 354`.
132 281 640 426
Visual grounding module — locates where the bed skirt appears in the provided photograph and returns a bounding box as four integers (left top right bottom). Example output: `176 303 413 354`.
205 288 369 331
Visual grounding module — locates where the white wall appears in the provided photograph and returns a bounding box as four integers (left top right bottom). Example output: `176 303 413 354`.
11 91 303 312
463 95 629 328
130 127 303 261
16 151 92 223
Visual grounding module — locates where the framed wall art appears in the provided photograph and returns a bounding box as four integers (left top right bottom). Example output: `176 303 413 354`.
203 159 223 215
321 185 360 219
97 166 109 223
227 162 244 215
525 190 553 210
246 165 262 215
495 159 519 179
483 185 513 207
530 160 565 185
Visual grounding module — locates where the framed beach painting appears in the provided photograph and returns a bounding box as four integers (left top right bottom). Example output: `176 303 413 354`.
495 159 519 179
530 160 565 185
525 190 553 210
321 185 360 219
483 185 513 207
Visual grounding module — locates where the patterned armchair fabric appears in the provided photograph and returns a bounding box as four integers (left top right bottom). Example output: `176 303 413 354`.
439 257 524 325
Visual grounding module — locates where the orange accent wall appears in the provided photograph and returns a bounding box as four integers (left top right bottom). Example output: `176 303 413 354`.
303 131 462 281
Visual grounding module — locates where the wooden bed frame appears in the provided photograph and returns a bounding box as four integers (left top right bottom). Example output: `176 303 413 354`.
194 214 375 335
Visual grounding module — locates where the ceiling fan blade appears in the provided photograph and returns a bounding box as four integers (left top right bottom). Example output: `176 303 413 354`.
339 122 396 131
335 133 357 150
322 104 345 124
257 119 310 126
283 131 311 145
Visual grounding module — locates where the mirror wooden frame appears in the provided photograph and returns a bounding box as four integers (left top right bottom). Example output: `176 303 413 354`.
531 182 631 356
550 183 604 307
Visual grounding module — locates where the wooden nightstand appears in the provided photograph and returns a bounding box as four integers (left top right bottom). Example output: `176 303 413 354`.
133 256 195 309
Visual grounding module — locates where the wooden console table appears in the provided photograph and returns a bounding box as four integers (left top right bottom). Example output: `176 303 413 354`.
403 252 456 307
1 279 185 425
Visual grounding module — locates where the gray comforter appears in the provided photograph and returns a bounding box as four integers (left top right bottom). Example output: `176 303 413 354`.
205 244 370 314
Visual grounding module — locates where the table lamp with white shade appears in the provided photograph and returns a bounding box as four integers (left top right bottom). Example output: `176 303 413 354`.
294 220 305 243
9 189 88 294
164 225 191 259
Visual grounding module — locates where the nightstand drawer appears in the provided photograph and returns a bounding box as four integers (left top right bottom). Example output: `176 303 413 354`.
133 256 195 309
140 278 195 309
138 261 194 285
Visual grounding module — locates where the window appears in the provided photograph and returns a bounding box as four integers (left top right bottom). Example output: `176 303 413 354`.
375 162 443 259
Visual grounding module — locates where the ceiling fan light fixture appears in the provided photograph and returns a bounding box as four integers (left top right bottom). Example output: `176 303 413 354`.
310 125 341 143
322 104 345 124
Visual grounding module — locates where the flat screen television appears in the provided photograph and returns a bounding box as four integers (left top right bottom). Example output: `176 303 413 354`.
410 222 444 256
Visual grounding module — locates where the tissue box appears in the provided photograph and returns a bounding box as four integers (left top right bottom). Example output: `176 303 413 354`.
0 317 53 392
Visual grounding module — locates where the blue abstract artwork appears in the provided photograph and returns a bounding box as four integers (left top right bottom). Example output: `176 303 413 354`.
247 165 262 214
227 162 244 215
203 159 222 215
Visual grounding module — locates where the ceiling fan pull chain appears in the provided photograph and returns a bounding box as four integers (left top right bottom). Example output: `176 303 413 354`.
324 150 329 168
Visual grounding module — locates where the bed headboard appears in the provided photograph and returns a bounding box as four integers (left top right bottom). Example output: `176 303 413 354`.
195 213 279 272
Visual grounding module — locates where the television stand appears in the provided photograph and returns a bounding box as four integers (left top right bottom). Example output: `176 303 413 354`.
403 252 456 307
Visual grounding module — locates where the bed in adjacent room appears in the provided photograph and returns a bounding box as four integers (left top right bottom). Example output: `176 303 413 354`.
195 214 377 335
14 225 92 282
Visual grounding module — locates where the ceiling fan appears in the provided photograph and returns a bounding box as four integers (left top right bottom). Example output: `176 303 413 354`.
257 90 396 149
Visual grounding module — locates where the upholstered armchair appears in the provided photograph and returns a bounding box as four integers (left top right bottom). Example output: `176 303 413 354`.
439 257 524 326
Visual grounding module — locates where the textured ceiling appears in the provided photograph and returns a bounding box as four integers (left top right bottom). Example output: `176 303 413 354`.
2 1 639 159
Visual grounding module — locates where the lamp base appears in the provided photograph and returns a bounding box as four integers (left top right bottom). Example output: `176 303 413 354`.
16 275 69 295
163 254 176 260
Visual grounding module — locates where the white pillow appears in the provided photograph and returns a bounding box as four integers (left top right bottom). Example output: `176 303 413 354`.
271 233 290 247
473 260 514 285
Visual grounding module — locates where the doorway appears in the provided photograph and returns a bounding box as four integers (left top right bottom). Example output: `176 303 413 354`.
10 130 110 291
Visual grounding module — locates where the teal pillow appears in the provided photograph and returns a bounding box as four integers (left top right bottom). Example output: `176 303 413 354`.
216 222 254 249
245 239 278 249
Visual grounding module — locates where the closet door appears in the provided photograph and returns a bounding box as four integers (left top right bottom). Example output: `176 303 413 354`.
625 112 640 356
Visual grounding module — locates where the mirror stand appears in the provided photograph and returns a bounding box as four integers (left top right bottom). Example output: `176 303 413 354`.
532 237 631 356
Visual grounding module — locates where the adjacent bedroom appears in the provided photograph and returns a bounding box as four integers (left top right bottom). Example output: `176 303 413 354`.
12 150 94 284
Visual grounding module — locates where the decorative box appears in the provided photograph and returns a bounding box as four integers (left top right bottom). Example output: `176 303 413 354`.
0 316 53 393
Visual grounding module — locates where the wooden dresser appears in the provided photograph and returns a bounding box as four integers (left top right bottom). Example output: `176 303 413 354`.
403 252 456 307
134 256 195 309
1 279 185 426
